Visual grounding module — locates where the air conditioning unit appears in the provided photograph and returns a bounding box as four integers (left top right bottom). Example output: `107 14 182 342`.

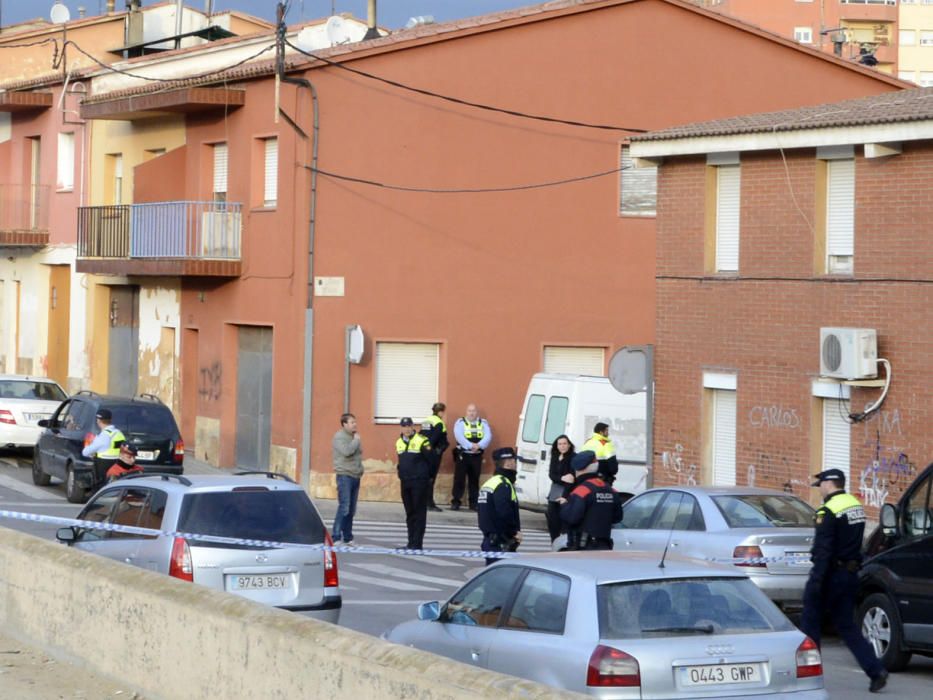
820 328 877 380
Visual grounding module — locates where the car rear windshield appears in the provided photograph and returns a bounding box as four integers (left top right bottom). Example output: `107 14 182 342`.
0 380 66 401
712 494 815 528
107 405 178 436
177 489 325 546
597 577 793 639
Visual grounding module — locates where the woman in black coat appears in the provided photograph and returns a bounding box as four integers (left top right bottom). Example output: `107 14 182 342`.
545 434 576 542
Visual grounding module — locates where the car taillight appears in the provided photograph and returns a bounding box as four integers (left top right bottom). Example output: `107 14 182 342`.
173 438 185 464
587 645 640 687
323 531 339 588
796 637 822 678
83 433 95 448
733 545 767 568
0 410 16 425
168 537 193 582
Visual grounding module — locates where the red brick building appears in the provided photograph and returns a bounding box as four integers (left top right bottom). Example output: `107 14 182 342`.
631 88 932 512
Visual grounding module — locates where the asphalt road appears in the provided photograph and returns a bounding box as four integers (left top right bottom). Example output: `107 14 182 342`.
1 449 931 698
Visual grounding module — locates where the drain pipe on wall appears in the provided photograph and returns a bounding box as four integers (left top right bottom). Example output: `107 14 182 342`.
276 3 320 489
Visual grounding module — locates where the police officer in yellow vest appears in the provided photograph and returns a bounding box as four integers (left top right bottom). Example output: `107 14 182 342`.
421 402 449 512
477 447 522 566
581 422 619 484
81 408 126 486
396 417 433 550
801 469 888 693
450 403 492 511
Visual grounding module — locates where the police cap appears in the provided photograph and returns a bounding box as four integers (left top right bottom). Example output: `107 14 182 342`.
811 468 846 487
492 447 517 462
399 417 414 427
95 408 112 421
571 450 597 471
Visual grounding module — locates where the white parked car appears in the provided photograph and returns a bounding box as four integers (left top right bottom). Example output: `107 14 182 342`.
0 375 68 449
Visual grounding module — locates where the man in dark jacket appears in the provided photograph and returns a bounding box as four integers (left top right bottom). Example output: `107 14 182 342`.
477 447 522 565
801 469 887 693
559 450 623 550
396 417 433 550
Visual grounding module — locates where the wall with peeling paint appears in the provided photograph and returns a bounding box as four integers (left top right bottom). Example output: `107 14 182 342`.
136 281 181 415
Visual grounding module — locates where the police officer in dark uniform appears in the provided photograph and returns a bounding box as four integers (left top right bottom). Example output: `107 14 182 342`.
559 450 623 551
421 402 449 512
477 447 522 566
801 468 888 693
396 417 433 550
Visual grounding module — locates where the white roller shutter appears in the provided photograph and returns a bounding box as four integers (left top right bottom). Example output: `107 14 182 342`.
375 342 439 423
715 165 740 272
57 132 74 191
711 389 737 486
826 158 854 272
263 137 278 206
619 145 657 216
822 399 851 483
543 346 605 376
213 143 228 198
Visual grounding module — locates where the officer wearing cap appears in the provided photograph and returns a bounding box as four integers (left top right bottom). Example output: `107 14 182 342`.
802 469 888 693
396 417 433 550
477 447 522 565
558 450 623 551
81 408 126 486
105 442 143 483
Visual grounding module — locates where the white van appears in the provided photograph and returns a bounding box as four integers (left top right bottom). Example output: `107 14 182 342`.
514 373 648 508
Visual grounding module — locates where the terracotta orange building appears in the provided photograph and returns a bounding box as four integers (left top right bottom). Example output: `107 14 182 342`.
73 0 907 501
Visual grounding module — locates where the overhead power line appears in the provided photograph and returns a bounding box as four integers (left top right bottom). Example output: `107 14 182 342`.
284 39 647 134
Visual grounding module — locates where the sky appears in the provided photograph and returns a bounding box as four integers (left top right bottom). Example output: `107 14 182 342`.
3 1 539 29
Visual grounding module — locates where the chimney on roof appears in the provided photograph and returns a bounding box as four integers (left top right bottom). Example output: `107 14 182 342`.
363 0 379 41
78 6 86 17
107 0 116 12
126 0 143 52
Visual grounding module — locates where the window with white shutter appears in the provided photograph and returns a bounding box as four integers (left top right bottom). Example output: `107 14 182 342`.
213 142 228 202
543 346 605 376
822 399 851 484
56 133 74 191
619 145 657 217
263 137 278 206
715 165 740 272
826 158 854 274
710 389 737 486
375 342 439 424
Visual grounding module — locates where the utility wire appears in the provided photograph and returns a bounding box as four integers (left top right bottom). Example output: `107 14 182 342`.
0 37 59 49
284 39 647 133
306 164 629 193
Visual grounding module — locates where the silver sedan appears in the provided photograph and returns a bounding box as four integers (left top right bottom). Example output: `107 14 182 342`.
385 552 826 698
557 487 816 610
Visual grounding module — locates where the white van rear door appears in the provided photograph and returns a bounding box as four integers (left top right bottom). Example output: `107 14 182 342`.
516 393 546 504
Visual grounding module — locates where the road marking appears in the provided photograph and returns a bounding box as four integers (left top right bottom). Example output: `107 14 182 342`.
0 472 64 501
346 562 464 587
388 553 462 568
338 570 438 592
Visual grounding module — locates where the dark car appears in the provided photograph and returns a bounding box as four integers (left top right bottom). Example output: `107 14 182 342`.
32 391 184 503
857 461 933 671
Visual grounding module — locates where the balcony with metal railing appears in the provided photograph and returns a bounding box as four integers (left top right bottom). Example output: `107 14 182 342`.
838 0 897 23
0 184 50 246
76 201 242 277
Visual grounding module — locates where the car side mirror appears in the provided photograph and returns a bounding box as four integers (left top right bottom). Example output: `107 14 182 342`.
417 601 441 621
56 527 77 543
38 419 50 428
880 503 898 536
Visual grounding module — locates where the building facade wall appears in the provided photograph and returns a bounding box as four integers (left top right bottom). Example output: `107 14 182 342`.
654 144 932 512
897 4 933 84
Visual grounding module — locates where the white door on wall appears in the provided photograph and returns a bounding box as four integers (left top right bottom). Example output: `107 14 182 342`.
711 389 737 486
822 399 851 484
543 346 605 376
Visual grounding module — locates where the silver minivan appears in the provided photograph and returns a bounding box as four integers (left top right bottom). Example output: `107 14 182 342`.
56 473 341 622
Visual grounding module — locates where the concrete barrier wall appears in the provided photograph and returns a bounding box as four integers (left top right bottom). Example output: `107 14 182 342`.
0 527 580 700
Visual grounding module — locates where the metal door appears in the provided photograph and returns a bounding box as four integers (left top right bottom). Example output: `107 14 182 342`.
235 326 272 469
108 286 139 396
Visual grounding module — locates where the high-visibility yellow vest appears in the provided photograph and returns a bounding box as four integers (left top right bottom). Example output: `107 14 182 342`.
480 473 516 502
97 425 126 459
462 419 484 442
396 433 430 454
582 433 615 460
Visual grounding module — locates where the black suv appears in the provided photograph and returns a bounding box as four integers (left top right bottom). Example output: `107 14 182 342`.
33 391 184 503
857 461 933 671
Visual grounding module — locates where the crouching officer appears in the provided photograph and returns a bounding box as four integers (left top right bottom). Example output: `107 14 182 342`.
105 442 143 482
801 469 888 693
477 447 522 566
559 450 623 551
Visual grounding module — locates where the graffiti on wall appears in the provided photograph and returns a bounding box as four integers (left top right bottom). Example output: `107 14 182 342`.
857 409 915 507
661 443 698 486
748 405 801 430
198 361 222 402
746 452 807 494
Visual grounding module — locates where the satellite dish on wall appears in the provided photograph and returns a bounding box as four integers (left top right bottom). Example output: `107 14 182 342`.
325 15 354 46
50 2 72 24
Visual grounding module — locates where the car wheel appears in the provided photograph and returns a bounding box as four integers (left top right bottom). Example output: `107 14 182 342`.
31 452 51 486
859 592 912 671
65 464 88 504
